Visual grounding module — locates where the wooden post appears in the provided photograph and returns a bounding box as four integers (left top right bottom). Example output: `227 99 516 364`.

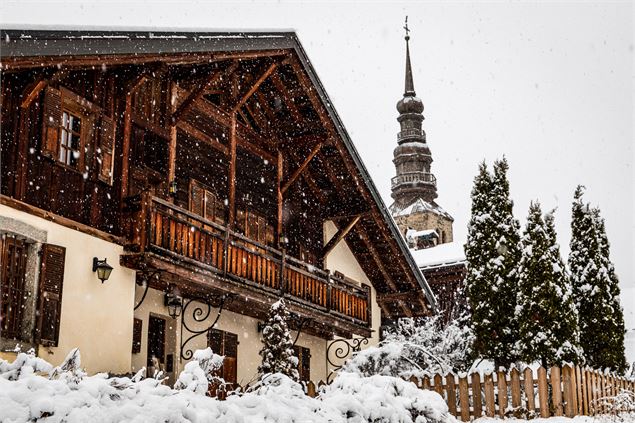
586 369 594 415
497 370 508 417
167 82 177 203
276 150 283 247
551 366 563 416
458 375 470 422
575 366 584 416
537 366 550 418
484 373 495 417
434 374 444 398
523 367 536 414
562 365 575 417
228 114 237 228
307 381 316 398
423 376 431 390
471 372 483 418
446 373 458 417
510 368 521 410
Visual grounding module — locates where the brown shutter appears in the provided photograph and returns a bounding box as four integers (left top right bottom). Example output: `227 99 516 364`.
41 87 62 159
207 328 223 354
36 243 65 347
98 114 116 184
223 332 238 385
132 318 142 354
204 190 216 221
190 181 204 216
300 347 311 382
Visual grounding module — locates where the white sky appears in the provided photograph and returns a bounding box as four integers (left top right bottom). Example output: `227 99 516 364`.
2 1 633 325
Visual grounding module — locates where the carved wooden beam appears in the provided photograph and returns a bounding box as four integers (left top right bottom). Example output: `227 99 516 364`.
172 69 223 124
281 141 323 195
270 73 303 123
233 62 278 112
20 79 47 109
322 215 361 257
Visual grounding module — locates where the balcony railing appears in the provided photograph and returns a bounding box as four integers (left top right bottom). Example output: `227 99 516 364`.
391 172 437 189
397 128 423 141
127 193 370 327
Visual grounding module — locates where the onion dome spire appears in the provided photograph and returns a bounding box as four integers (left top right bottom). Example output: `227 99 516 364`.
404 16 416 97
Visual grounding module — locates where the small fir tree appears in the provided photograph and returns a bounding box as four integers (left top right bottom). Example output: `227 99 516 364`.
516 203 582 366
569 186 627 373
258 299 299 381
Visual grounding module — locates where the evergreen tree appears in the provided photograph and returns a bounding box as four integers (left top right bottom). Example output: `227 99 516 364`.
516 202 582 366
465 162 495 364
258 299 299 381
569 186 627 373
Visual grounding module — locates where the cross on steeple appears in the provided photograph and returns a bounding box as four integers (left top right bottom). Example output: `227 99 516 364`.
404 16 410 41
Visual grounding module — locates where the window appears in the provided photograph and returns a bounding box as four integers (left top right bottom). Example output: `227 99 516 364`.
208 329 238 385
299 245 317 265
236 208 274 246
0 235 28 340
58 110 82 168
293 345 311 382
190 180 225 224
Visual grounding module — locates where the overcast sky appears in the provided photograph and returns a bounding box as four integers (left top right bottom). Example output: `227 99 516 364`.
2 1 633 325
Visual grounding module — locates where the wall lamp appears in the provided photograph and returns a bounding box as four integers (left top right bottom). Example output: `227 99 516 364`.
164 290 183 319
92 258 113 283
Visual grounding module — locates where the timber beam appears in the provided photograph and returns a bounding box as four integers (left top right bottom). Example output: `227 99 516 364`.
281 141 324 195
322 215 361 257
233 61 279 112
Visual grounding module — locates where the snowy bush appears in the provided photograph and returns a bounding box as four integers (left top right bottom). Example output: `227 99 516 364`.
344 316 473 378
174 347 225 395
0 348 456 423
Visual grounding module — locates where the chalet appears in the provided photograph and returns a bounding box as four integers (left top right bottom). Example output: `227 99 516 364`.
0 29 436 385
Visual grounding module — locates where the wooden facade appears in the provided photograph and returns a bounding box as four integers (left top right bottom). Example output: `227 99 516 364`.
1 29 436 342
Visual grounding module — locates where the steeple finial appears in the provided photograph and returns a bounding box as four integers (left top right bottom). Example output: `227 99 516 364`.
404 16 415 96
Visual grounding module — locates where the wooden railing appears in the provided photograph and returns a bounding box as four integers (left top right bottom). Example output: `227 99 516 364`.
127 193 371 326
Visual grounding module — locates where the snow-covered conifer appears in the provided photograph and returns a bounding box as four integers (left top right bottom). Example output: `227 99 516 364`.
465 159 520 368
516 203 582 366
569 186 627 373
258 299 299 381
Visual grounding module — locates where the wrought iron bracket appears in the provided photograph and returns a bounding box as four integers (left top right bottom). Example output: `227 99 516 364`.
133 269 162 311
179 293 236 361
290 315 312 347
326 336 369 383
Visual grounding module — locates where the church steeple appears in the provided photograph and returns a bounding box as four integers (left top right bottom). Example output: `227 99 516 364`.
391 19 437 209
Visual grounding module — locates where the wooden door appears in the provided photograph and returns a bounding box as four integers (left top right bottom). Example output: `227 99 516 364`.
147 315 166 370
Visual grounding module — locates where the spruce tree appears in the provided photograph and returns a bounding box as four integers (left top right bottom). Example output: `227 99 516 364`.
488 158 521 367
465 161 512 368
569 186 627 373
516 203 582 366
258 299 300 381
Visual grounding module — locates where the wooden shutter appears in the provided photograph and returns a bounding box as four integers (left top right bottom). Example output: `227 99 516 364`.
132 318 142 354
207 328 223 354
41 87 62 159
300 346 311 382
223 332 238 385
98 114 116 184
190 181 204 217
36 244 65 347
204 190 216 221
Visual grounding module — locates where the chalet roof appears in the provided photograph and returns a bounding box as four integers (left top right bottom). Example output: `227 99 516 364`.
0 28 437 316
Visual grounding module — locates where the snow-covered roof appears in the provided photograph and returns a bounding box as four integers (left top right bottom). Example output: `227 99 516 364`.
406 228 438 240
391 198 453 221
410 241 466 269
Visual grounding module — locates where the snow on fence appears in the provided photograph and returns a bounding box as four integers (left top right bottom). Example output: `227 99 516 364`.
215 366 635 421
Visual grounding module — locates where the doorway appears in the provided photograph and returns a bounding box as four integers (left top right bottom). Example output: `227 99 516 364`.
147 315 165 376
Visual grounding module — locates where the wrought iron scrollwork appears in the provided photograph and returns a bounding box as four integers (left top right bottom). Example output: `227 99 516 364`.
133 270 162 311
326 336 369 383
290 315 312 347
179 293 236 361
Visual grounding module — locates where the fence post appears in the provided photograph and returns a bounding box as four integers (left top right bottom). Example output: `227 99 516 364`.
459 375 470 422
497 370 508 417
484 373 496 417
307 381 316 398
446 373 458 417
575 366 584 416
471 372 483 418
551 366 563 416
537 366 550 418
562 365 575 417
510 368 521 410
523 367 536 414
434 374 444 397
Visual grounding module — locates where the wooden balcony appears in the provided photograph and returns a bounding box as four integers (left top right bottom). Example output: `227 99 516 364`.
122 193 371 337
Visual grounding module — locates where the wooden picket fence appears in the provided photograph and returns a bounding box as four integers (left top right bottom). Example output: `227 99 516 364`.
214 365 634 421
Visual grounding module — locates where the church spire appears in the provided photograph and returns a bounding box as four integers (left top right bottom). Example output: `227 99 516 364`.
404 16 416 97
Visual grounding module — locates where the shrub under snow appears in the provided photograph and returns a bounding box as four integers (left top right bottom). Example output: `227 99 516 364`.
0 348 456 423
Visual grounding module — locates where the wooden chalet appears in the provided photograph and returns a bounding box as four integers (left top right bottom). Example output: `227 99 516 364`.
0 29 436 382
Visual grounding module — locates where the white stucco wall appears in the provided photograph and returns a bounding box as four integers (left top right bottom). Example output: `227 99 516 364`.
0 204 136 374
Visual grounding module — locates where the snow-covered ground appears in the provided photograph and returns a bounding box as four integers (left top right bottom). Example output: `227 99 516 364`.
475 417 635 423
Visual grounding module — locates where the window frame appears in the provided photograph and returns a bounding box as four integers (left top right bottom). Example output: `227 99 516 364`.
54 89 95 172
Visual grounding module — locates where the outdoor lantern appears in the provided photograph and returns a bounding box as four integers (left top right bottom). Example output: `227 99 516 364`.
92 258 113 283
165 291 183 319
168 180 178 197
